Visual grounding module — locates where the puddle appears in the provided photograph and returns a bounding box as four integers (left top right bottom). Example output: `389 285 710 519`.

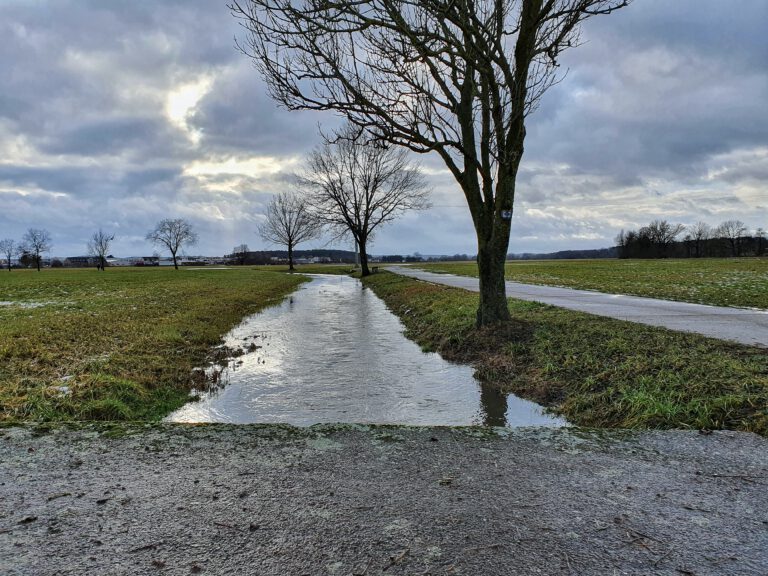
166 275 566 427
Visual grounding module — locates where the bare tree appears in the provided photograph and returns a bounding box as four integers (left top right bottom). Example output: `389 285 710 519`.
301 127 429 276
87 229 115 271
641 220 684 258
715 220 747 257
21 228 52 272
231 0 629 325
231 244 250 265
757 227 766 256
688 221 710 258
614 230 627 258
0 239 14 271
146 219 198 269
258 192 320 271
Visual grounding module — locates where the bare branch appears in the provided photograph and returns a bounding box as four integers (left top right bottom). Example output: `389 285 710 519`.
231 0 629 323
87 229 115 271
21 228 52 272
0 239 15 272
299 124 430 275
146 219 198 270
258 191 321 270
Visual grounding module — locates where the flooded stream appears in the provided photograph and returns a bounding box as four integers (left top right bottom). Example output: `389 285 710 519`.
167 275 565 427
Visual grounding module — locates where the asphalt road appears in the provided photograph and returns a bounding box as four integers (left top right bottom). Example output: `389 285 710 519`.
1 424 766 575
387 266 768 347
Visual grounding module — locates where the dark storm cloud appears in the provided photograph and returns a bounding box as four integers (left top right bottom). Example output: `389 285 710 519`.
0 0 765 256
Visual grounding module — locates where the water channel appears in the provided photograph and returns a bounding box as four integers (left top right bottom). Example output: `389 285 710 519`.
166 275 566 427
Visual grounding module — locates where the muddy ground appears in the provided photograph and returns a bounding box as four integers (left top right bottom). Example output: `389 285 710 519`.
1 424 766 575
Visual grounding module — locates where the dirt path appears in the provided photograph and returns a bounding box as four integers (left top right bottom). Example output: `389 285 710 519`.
1 424 766 575
387 266 768 347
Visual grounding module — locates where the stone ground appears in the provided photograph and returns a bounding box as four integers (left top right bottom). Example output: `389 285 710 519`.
386 266 768 348
1 424 766 575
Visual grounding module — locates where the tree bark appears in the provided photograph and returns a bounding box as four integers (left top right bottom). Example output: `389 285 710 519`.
36 255 41 272
288 243 295 271
359 241 370 277
172 252 179 270
476 234 511 326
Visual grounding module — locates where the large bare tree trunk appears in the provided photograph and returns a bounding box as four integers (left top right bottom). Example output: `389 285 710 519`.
476 229 511 326
359 241 370 276
172 252 179 270
288 243 295 271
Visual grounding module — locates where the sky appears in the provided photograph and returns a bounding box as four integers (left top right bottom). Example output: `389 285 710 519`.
0 0 766 258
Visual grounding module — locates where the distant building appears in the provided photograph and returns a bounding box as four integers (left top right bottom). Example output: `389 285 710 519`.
64 256 97 268
134 256 160 266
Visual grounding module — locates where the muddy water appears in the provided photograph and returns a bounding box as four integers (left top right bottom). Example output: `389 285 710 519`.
167 275 565 427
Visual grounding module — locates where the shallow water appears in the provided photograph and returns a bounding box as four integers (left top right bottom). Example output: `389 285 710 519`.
167 275 566 427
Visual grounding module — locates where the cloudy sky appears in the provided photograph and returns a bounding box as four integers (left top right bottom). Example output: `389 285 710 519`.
0 0 766 258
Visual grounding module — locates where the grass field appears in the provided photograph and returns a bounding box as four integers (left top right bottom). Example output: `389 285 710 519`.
0 267 305 422
363 272 768 435
417 258 768 309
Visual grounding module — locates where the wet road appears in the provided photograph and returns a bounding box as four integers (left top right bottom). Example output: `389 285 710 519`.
388 266 768 347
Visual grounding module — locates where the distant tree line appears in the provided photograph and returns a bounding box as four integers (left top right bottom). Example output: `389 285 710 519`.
509 247 618 260
616 220 766 259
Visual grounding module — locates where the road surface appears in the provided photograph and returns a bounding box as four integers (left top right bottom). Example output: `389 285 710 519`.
1 423 766 575
387 266 768 347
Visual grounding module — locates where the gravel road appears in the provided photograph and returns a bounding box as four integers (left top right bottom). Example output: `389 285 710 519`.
1 424 766 575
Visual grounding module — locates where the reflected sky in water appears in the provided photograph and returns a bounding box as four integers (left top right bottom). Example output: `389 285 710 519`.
166 275 566 427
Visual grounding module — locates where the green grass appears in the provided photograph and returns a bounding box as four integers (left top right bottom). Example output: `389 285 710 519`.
249 263 357 275
417 258 768 309
363 272 768 435
0 267 306 422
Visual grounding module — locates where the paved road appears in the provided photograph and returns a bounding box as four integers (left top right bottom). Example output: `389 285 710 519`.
387 266 768 347
1 424 766 575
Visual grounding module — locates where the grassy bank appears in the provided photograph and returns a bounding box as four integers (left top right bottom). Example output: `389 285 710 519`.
363 272 768 435
0 267 306 422
418 258 768 309
251 264 357 275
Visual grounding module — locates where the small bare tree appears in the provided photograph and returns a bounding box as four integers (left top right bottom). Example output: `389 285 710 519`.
0 239 15 271
757 227 766 256
258 192 320 270
715 220 748 257
301 127 430 276
146 219 198 270
688 221 711 258
21 228 52 272
231 0 629 325
87 229 115 271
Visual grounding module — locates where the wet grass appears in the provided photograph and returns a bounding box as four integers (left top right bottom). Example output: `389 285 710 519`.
363 272 768 435
417 258 768 309
0 267 306 422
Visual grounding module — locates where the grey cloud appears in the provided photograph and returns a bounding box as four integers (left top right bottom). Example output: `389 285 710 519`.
39 118 162 156
526 0 768 183
192 63 335 157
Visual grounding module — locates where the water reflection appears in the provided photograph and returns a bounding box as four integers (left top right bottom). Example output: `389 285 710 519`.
166 275 566 428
